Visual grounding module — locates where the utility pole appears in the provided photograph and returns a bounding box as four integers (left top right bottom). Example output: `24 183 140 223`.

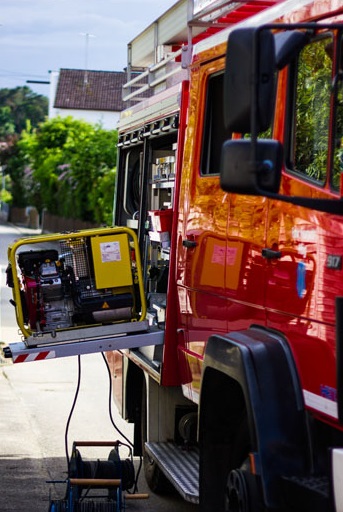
80 32 95 84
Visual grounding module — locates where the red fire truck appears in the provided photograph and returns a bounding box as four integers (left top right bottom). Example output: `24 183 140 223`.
5 0 343 511
112 0 343 510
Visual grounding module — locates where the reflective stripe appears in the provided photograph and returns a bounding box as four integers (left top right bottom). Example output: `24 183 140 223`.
13 351 56 364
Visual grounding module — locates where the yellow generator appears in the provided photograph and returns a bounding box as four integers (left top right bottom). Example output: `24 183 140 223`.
6 227 147 348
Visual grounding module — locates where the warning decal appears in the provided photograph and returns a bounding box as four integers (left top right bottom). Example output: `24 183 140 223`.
100 241 121 263
13 350 56 364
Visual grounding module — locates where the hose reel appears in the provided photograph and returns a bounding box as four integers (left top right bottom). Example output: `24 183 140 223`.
69 441 135 494
49 441 142 512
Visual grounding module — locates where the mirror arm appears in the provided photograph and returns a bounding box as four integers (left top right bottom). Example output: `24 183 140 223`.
250 29 260 166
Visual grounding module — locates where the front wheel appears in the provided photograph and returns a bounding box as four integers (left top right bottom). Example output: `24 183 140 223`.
226 467 263 512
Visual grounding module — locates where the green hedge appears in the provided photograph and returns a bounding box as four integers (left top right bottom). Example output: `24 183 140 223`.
6 116 117 225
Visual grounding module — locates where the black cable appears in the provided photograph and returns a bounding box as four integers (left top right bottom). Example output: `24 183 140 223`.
64 354 82 471
79 459 100 503
101 352 143 492
101 352 133 447
64 352 143 495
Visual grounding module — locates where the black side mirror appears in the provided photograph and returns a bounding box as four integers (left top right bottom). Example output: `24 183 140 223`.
220 139 283 195
223 28 276 134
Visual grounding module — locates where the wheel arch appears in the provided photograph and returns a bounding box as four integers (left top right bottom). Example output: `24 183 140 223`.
199 325 310 511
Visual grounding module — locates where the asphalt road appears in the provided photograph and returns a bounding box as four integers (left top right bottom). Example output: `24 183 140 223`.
0 221 199 512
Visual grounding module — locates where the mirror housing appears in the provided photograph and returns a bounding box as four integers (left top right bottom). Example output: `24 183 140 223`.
224 28 276 134
274 30 309 69
220 139 283 195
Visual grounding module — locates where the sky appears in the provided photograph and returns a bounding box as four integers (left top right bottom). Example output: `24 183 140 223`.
0 0 176 96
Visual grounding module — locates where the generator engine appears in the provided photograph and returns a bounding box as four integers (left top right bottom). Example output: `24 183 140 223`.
18 250 77 332
13 238 134 335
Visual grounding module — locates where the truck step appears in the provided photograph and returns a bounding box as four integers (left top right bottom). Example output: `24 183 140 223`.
281 475 332 511
145 442 199 503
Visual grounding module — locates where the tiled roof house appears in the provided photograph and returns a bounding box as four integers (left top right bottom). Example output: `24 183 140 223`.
49 69 127 129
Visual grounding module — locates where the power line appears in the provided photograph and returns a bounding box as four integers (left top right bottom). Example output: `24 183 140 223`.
0 70 48 79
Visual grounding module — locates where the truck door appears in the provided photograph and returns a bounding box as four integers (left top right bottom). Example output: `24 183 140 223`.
177 62 268 402
265 32 340 412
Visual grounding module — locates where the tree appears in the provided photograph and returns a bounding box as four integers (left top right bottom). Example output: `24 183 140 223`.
15 116 117 224
0 106 15 137
0 135 28 207
0 86 48 138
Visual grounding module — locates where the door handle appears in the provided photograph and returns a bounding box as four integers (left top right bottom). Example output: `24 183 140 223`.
262 248 282 259
182 239 197 249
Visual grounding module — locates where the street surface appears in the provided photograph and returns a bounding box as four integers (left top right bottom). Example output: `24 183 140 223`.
0 221 199 512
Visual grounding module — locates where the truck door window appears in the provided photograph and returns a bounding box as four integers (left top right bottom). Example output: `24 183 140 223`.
291 35 332 183
332 34 343 190
201 72 231 175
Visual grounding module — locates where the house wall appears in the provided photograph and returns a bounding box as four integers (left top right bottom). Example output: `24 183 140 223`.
50 106 120 129
48 71 60 119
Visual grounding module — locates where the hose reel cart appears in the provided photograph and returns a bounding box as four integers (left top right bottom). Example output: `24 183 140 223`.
6 226 148 350
48 441 148 512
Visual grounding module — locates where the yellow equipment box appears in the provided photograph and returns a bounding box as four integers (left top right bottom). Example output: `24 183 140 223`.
91 233 133 290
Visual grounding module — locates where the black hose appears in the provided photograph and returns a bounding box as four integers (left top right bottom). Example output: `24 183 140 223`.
63 352 143 493
101 352 143 492
64 355 82 471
